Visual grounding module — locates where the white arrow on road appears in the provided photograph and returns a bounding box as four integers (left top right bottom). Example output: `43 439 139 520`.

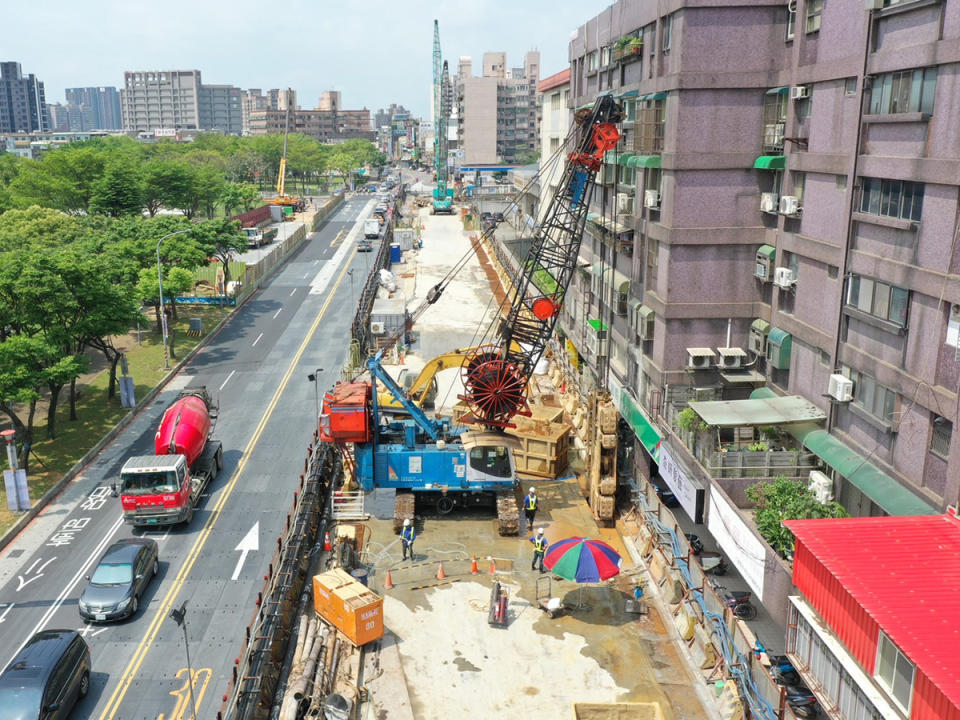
0 603 14 623
231 522 259 581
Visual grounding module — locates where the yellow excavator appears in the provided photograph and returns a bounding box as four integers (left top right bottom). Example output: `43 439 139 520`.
376 347 477 412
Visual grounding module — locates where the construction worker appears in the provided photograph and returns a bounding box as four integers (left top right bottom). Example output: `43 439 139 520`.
400 518 416 561
530 528 548 572
522 488 538 531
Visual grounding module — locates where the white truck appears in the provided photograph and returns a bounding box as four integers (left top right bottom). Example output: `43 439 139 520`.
244 226 278 248
364 218 381 239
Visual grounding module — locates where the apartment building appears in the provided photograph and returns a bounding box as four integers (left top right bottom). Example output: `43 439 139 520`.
246 93 372 143
537 69 571 221
456 51 539 164
242 89 292 135
0 61 47 133
559 0 959 621
121 70 241 134
64 86 123 130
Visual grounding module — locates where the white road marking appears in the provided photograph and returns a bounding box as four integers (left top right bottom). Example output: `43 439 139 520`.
251 333 264 347
2 515 125 674
231 522 260 581
289 289 297 296
272 309 282 319
219 370 236 391
0 603 14 623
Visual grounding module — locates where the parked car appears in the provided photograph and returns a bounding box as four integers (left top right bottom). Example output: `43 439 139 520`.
0 629 91 719
79 537 159 622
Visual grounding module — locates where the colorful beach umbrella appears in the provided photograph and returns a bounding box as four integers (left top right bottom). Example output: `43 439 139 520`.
543 536 622 583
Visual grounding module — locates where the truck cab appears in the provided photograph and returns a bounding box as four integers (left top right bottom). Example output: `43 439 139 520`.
119 454 193 526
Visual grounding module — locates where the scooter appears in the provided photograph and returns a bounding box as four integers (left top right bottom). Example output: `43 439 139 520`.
685 533 704 555
699 551 728 575
716 586 757 619
766 653 820 718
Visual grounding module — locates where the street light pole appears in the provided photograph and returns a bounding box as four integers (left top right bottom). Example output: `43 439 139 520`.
169 601 199 720
156 229 194 370
307 368 324 425
347 269 355 308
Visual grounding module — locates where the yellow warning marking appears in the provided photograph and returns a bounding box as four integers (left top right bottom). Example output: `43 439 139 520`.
157 667 212 720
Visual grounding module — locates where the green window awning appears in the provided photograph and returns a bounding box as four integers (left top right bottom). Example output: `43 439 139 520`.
757 244 776 261
748 388 938 516
618 154 636 166
766 86 790 95
628 155 661 168
587 318 608 332
640 92 668 101
754 155 786 170
618 89 640 98
751 318 771 335
638 304 654 320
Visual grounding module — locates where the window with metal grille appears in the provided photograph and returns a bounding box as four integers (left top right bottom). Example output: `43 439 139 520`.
661 14 673 52
859 177 924 221
931 415 952 459
761 90 788 153
635 99 664 153
846 275 909 327
841 365 897 424
869 67 937 115
875 631 914 714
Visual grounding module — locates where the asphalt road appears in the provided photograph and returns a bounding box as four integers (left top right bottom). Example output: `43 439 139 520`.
0 194 378 720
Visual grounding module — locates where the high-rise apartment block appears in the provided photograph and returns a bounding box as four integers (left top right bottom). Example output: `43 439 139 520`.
560 0 960 623
456 51 539 164
245 89 372 143
121 70 241 134
0 61 47 133
64 86 122 130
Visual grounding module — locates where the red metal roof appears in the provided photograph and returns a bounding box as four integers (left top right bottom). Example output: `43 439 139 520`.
785 510 960 707
538 69 570 93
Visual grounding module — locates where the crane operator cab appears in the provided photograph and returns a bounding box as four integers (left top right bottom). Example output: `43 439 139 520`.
461 431 519 485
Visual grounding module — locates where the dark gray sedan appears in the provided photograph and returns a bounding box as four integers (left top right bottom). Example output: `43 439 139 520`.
78 537 159 622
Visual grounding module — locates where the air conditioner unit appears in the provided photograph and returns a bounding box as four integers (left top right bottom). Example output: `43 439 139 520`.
370 321 386 335
808 470 834 503
644 189 661 209
749 319 770 356
760 192 779 214
774 267 796 288
686 348 715 369
828 373 854 402
755 244 775 281
790 85 810 100
617 192 634 214
716 347 748 369
779 195 800 215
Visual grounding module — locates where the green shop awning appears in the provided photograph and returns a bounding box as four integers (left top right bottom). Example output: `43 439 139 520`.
627 155 661 168
618 89 640 98
749 388 938 516
766 86 790 95
618 154 635 166
587 318 608 332
615 386 662 462
640 92 668 101
754 155 786 170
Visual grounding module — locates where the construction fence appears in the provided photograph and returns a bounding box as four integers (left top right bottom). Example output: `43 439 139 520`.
628 484 802 720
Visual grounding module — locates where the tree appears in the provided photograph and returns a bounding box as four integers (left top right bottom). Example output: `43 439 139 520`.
219 183 258 216
9 143 108 214
746 475 849 557
141 160 192 217
191 218 245 285
89 160 144 217
327 151 354 189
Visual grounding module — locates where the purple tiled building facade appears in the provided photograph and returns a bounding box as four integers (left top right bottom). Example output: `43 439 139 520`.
561 0 957 609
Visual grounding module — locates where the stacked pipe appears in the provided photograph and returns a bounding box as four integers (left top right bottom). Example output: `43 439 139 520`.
277 618 330 719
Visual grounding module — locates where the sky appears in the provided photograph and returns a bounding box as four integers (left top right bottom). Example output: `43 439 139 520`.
6 0 614 120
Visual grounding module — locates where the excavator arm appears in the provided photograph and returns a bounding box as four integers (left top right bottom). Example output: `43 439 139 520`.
376 347 477 411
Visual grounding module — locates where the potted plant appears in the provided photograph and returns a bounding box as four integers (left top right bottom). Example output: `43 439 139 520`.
626 36 644 56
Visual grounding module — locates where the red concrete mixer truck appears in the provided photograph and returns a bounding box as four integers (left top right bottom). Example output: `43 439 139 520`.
118 388 223 527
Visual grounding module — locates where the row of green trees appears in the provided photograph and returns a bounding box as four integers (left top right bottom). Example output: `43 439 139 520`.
0 134 387 218
0 206 245 469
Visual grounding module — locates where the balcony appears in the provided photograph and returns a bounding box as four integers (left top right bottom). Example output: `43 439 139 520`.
612 39 644 64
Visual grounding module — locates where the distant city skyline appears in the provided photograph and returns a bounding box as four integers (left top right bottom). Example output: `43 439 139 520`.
5 0 612 121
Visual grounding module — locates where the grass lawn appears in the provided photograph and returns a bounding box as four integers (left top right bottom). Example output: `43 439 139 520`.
0 305 231 537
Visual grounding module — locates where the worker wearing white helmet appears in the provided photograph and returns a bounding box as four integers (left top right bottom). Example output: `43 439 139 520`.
523 487 538 531
530 528 549 573
400 518 416 561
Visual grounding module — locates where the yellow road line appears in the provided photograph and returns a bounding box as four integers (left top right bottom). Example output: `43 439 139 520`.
99 248 358 720
330 228 346 247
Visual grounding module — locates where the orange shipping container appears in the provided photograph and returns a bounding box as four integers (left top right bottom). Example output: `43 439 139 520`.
312 569 384 647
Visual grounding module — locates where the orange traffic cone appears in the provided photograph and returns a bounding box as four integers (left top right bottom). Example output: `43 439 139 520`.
384 568 394 590
488 556 497 575
436 562 446 580
470 556 479 575
323 532 332 551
